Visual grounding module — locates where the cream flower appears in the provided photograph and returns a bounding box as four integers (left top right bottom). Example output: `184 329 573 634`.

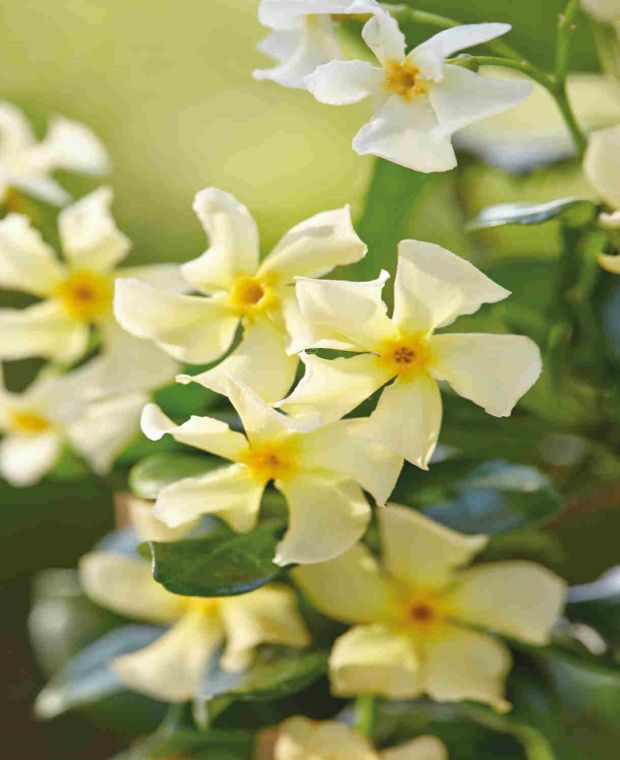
294 505 565 709
305 11 532 172
273 716 447 760
0 186 184 365
142 377 402 566
581 0 620 23
0 102 108 206
79 550 310 703
254 0 380 89
280 240 542 468
114 187 367 403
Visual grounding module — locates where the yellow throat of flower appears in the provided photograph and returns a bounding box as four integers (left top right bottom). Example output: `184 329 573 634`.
55 270 114 322
399 591 447 637
384 60 428 101
376 334 433 379
183 597 221 616
9 409 53 435
228 274 278 318
239 439 298 483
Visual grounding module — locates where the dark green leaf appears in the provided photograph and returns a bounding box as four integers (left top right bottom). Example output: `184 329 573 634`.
114 728 254 759
150 519 285 597
468 199 596 232
129 453 222 499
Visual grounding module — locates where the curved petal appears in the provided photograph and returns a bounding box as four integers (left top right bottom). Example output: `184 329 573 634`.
423 625 511 710
59 188 131 273
305 60 383 104
115 263 189 293
79 552 185 623
430 333 542 417
584 123 620 210
412 24 512 73
0 101 36 156
382 736 448 760
126 495 198 543
353 96 457 174
259 205 367 281
292 544 398 625
36 115 109 175
0 431 61 487
258 0 380 29
114 278 239 363
378 504 487 592
393 240 510 333
582 0 620 22
183 188 260 293
369 375 442 469
219 585 310 671
275 717 376 760
275 475 370 566
179 318 298 404
443 561 566 646
292 271 395 353
112 609 224 702
362 10 406 65
330 624 422 698
153 464 265 531
278 352 392 424
0 213 65 296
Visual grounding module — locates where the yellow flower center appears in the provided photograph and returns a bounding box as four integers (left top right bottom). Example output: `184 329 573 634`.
376 334 433 378
331 12 373 21
400 591 446 636
9 409 53 435
184 597 221 615
55 270 114 321
239 439 298 483
228 274 278 318
384 60 428 101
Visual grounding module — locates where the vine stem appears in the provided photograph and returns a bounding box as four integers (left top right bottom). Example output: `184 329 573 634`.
355 694 376 738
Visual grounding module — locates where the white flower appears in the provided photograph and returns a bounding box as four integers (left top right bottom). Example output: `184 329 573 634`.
77 550 310 703
581 0 620 23
280 239 542 468
305 11 532 172
254 0 380 89
0 186 184 366
114 187 367 403
274 716 447 760
141 376 402 566
294 505 565 709
0 102 108 206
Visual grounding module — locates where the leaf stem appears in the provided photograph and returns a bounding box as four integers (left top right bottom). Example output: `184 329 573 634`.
355 694 376 738
555 0 581 88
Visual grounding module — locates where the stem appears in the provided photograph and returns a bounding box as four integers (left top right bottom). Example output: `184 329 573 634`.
454 55 552 90
555 0 581 88
355 694 376 738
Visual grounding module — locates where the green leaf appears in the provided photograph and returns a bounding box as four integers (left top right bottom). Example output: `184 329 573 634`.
129 453 222 499
468 198 597 232
150 518 285 597
114 728 254 760
35 624 163 719
566 566 620 641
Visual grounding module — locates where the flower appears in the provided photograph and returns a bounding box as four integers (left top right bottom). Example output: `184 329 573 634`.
293 505 565 709
273 716 447 760
280 239 542 468
304 11 532 172
0 101 108 206
78 549 310 702
581 0 620 23
0 186 184 365
141 376 402 566
254 0 380 89
114 187 367 403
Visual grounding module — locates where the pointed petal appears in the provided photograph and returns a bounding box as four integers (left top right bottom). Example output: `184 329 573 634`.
443 561 565 646
36 115 109 175
378 504 487 592
115 263 188 293
584 123 620 209
258 0 379 29
431 333 542 417
0 102 36 155
0 431 61 487
413 23 512 67
275 716 376 759
126 495 198 543
382 737 448 760
362 10 406 65
305 60 383 104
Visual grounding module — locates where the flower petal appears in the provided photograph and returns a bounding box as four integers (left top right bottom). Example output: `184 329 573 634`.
126 495 198 543
116 263 189 293
275 475 370 565
292 544 398 624
0 431 61 487
443 561 566 646
258 0 379 29
393 240 510 333
362 10 406 65
352 96 457 173
153 464 265 531
431 333 542 417
413 23 512 69
275 717 377 759
0 101 36 155
369 375 442 469
423 625 511 710
330 624 422 698
378 504 487 592
114 278 239 363
112 609 224 702
305 60 383 104
219 584 310 671
382 737 448 760
0 213 65 296
36 115 109 175
584 123 620 210
79 552 184 623
59 187 131 273
183 188 260 293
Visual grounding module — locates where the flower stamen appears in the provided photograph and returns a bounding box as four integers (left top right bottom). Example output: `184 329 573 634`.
376 334 433 378
55 270 114 321
9 409 53 435
240 440 298 482
228 274 278 318
384 60 428 101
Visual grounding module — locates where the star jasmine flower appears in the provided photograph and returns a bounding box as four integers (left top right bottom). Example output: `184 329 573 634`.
114 187 367 403
581 0 620 23
304 11 532 172
294 505 565 709
279 239 542 468
141 376 402 566
0 101 108 206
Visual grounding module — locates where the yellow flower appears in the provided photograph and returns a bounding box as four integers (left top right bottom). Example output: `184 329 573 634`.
280 240 542 468
141 376 402 566
293 505 565 710
114 187 367 402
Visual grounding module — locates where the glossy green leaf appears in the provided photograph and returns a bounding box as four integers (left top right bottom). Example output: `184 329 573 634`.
150 519 285 597
129 453 222 499
468 198 597 231
113 728 254 760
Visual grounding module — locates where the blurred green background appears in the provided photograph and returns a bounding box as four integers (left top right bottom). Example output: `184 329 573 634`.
0 0 617 757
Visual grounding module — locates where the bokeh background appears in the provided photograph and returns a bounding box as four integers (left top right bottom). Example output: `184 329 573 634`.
0 0 617 757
